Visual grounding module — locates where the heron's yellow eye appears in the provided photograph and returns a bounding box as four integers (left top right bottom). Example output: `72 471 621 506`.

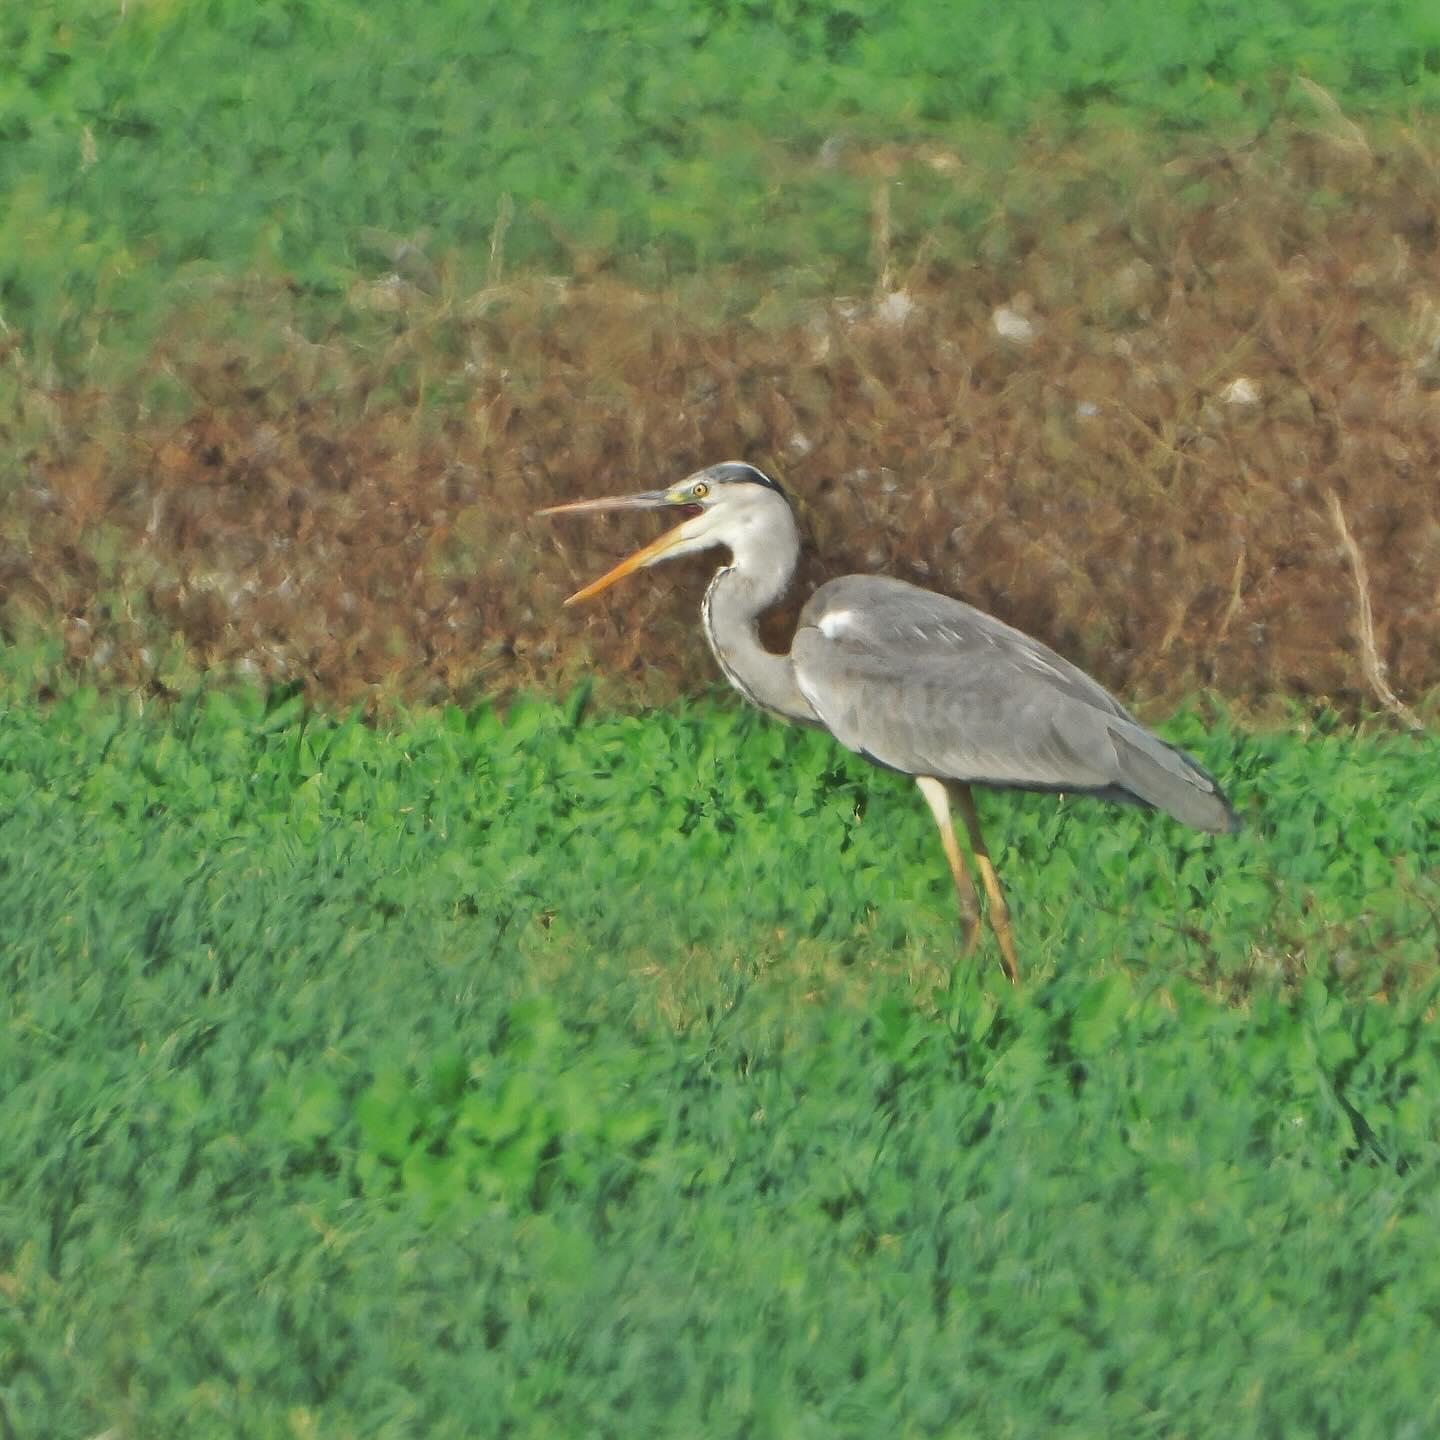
692 481 710 499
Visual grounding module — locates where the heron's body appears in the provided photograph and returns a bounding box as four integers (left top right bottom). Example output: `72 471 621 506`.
730 571 1232 831
541 462 1237 981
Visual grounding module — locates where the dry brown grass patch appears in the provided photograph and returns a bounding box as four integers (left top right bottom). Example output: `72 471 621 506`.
4 126 1440 718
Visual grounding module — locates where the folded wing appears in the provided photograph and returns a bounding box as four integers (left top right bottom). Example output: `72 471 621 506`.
790 575 1236 833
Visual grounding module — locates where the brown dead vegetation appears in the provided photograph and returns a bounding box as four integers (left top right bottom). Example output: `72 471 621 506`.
4 126 1440 718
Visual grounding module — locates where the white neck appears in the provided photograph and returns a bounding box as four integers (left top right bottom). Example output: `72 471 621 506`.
698 501 816 724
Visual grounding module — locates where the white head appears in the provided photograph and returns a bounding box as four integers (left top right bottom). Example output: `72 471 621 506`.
537 461 798 604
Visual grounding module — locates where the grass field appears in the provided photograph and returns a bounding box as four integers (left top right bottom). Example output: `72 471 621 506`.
6 0 1440 367
2 680 1439 1435
7 2 1440 712
5 0 1440 1433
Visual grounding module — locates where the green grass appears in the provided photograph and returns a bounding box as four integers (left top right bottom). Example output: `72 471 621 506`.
8 4 1440 1428
3 680 1439 1435
5 0 1440 370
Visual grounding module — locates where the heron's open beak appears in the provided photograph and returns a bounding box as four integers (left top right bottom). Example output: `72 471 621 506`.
536 489 697 605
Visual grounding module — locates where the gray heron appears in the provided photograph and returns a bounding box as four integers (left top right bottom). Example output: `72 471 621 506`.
540 461 1237 982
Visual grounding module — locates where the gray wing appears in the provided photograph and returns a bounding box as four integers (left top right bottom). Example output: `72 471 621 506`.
791 575 1235 833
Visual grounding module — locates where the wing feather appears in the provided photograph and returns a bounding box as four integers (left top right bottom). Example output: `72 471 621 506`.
792 575 1235 830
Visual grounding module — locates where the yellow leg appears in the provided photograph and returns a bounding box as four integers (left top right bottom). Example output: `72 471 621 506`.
915 775 982 956
952 783 1020 985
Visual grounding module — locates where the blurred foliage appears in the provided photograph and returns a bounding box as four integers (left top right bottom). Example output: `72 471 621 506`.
2 0 1440 366
351 992 663 1215
4 4 1440 717
2 677 1439 1433
9 118 1440 714
5 4 1440 1432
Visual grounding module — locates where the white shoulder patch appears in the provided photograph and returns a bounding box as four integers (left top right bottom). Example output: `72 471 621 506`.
817 608 858 639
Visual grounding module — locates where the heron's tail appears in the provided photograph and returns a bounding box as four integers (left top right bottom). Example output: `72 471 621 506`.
1109 723 1239 833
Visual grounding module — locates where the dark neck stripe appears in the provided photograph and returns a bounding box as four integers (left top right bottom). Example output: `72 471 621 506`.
701 568 769 713
714 462 786 499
